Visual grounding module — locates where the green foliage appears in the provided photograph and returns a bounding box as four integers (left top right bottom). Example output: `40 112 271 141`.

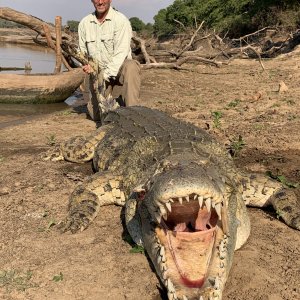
227 99 241 108
266 171 298 188
46 134 57 146
130 245 145 254
153 9 175 37
228 135 246 158
211 111 223 128
130 17 145 32
66 20 79 32
153 0 300 37
52 272 64 282
0 18 26 28
0 270 35 291
129 18 153 37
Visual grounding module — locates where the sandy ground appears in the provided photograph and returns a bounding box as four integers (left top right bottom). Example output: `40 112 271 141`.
0 53 300 300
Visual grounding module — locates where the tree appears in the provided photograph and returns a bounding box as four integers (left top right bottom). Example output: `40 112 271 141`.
153 9 175 37
153 0 300 38
66 20 79 32
129 17 145 32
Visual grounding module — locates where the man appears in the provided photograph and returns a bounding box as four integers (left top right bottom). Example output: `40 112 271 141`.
79 0 141 121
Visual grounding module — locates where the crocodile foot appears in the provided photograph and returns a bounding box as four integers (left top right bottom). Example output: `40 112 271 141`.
57 212 92 233
272 189 300 231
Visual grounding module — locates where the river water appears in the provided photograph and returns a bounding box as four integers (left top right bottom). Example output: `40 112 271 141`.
0 43 82 128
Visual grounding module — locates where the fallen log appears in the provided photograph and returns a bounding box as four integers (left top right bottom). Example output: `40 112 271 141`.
0 7 71 43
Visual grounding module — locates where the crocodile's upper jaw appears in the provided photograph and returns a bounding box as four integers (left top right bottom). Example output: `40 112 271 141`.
137 163 238 300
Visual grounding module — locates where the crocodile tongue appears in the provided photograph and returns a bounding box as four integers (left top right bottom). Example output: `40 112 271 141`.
174 209 212 232
157 207 216 288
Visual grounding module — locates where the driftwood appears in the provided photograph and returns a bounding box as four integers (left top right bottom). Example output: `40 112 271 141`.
132 21 225 70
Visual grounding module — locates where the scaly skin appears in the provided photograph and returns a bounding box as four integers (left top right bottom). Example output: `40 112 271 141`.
43 106 300 300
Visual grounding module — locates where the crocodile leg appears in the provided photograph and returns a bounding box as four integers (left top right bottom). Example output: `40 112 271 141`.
241 173 300 230
58 171 126 233
42 124 110 163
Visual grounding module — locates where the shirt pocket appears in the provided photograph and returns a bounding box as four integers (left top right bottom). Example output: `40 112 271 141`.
100 34 114 55
85 40 97 57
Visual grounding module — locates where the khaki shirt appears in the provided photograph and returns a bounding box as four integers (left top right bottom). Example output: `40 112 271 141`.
78 7 132 79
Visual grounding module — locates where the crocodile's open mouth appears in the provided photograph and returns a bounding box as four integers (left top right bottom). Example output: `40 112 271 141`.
152 193 227 293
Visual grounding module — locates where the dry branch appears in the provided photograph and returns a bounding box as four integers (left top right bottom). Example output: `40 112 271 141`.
232 27 273 42
175 21 205 58
142 55 222 70
132 34 157 64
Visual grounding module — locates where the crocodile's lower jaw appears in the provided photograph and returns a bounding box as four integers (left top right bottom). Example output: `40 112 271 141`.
145 198 229 300
154 226 226 299
156 226 216 287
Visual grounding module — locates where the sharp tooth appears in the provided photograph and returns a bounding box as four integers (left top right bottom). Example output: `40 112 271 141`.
220 241 226 253
167 278 175 293
160 262 167 273
178 197 183 204
193 194 197 200
157 255 162 264
198 195 204 207
185 196 189 202
161 270 167 280
221 201 230 236
159 205 167 216
166 202 172 212
167 292 176 300
215 203 222 220
205 197 212 212
169 198 174 203
215 277 221 289
154 212 161 223
183 296 188 300
212 200 215 208
162 214 168 221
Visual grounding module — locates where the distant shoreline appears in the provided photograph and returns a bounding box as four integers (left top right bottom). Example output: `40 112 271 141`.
0 27 39 45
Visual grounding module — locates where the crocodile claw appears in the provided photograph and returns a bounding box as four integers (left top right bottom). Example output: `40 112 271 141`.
57 213 92 233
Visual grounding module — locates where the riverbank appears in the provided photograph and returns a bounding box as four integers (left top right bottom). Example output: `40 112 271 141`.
0 54 299 299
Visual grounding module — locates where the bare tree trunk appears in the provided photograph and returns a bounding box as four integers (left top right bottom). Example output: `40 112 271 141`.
54 16 62 73
0 7 71 42
43 24 72 71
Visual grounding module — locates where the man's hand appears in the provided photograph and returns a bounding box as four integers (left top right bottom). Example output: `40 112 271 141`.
82 64 94 74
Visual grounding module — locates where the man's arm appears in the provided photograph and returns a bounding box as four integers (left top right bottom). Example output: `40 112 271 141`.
78 21 95 74
78 21 88 55
103 18 132 80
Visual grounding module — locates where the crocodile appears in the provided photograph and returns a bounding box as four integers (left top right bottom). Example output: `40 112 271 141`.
44 106 300 300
